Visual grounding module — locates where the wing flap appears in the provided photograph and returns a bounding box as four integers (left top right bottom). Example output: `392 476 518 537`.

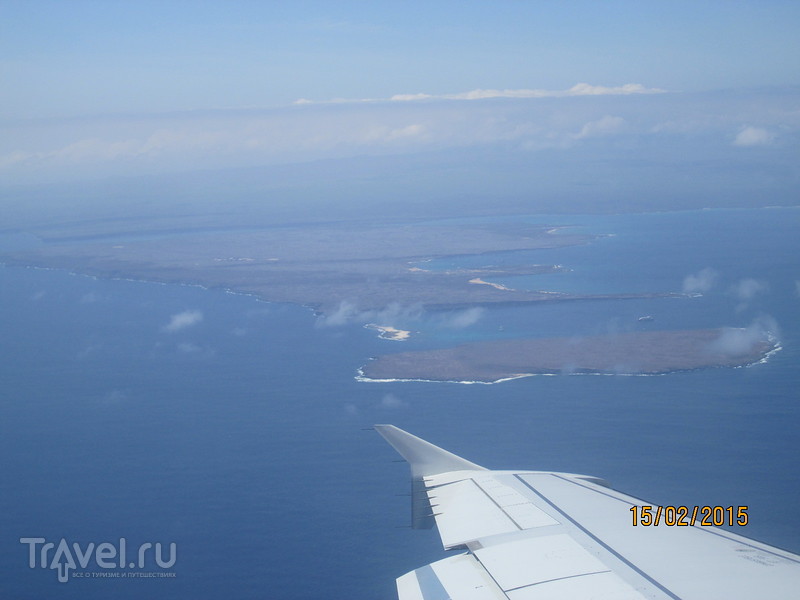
397 554 507 600
505 571 646 600
474 534 611 590
422 471 560 549
426 477 522 549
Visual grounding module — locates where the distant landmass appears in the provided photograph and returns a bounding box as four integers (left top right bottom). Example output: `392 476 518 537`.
0 220 678 313
358 328 778 383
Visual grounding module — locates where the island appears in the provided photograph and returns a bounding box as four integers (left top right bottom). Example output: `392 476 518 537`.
0 219 676 314
357 328 778 383
365 324 411 341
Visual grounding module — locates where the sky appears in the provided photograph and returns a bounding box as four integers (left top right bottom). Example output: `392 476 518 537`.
0 1 798 195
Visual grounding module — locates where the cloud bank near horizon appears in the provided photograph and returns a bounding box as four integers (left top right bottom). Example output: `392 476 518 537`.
0 85 797 199
294 83 666 105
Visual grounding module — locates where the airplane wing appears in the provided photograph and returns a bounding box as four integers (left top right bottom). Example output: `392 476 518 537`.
375 424 800 600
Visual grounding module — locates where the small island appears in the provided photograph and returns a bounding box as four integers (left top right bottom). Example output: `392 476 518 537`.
365 324 411 341
358 328 778 383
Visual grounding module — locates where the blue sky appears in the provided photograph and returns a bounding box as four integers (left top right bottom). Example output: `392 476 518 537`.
0 1 798 189
2 1 798 117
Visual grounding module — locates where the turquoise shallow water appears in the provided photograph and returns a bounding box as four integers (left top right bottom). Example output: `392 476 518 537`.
1 207 798 598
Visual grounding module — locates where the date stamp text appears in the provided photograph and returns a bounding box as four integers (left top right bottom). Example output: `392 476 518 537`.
630 505 748 527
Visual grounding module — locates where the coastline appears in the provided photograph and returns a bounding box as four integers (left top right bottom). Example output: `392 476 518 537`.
356 329 781 384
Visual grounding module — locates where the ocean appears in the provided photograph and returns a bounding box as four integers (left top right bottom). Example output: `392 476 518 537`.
1 207 798 599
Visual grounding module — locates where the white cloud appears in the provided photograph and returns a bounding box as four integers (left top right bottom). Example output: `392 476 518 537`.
316 302 483 335
361 123 428 144
730 278 768 312
299 83 666 105
731 278 768 300
682 268 718 294
439 307 484 329
380 393 407 409
3 137 150 168
316 301 485 333
707 316 779 357
387 123 426 140
573 115 626 139
567 83 663 96
316 301 362 327
0 150 35 169
1 135 170 168
3 86 796 186
163 309 204 333
734 126 774 147
316 301 423 328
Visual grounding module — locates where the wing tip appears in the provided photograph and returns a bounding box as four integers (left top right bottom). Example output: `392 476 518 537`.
374 424 486 476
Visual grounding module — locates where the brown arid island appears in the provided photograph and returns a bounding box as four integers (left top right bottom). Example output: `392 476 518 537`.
0 219 678 312
358 328 779 383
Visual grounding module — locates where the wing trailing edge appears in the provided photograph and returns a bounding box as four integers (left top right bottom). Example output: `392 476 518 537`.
375 424 486 529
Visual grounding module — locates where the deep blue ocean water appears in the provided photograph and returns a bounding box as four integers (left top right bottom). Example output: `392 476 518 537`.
1 207 798 599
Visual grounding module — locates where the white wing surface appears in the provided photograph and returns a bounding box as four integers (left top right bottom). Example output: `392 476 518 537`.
376 424 800 600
